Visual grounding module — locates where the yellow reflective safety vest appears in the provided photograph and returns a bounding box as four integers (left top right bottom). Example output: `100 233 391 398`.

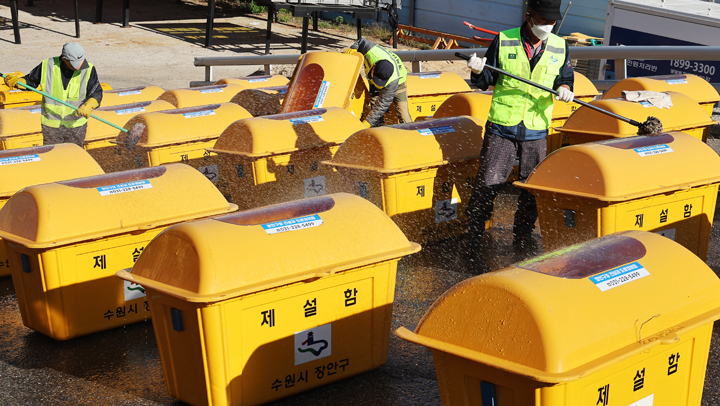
39 57 94 128
488 28 566 130
364 45 407 89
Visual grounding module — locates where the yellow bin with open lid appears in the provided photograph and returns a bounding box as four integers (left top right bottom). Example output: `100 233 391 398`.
215 74 289 88
101 85 166 107
281 51 368 118
515 132 720 259
325 117 485 243
116 193 420 406
0 144 105 277
602 74 720 116
0 164 237 340
85 100 175 172
208 107 364 208
113 103 252 181
158 84 246 108
0 105 43 150
559 91 717 144
401 71 471 122
396 230 720 406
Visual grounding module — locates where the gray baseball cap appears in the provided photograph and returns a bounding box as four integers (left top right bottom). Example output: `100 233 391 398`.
61 42 86 70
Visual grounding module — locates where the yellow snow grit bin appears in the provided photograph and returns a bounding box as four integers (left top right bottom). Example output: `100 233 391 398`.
230 85 288 117
158 84 246 108
0 82 112 109
113 103 251 181
208 107 364 209
548 71 600 153
281 51 369 119
101 85 165 107
559 91 717 144
396 230 720 406
514 132 720 259
0 164 238 340
602 74 720 116
84 100 175 172
324 117 485 243
0 144 104 277
215 74 289 88
394 71 471 123
0 105 43 150
116 193 421 406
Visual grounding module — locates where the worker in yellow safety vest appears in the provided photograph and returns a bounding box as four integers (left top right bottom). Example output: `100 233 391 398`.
4 42 103 147
464 0 575 253
343 39 411 127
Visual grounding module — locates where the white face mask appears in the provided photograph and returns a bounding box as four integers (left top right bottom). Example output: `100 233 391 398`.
530 17 554 41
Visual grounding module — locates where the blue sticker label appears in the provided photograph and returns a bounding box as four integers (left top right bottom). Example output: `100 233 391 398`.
97 179 153 196
418 126 456 136
665 79 688 85
262 214 323 235
199 88 223 94
115 107 146 115
289 116 324 125
29 108 41 114
419 74 440 79
0 154 40 166
633 144 673 157
183 110 216 118
313 80 330 108
117 90 142 96
589 262 650 292
248 78 269 83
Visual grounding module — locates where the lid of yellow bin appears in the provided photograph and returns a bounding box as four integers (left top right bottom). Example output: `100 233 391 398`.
0 89 41 104
282 51 365 113
117 193 421 302
602 74 720 106
157 83 246 108
559 91 716 138
573 71 599 99
86 100 175 142
215 74 289 88
516 132 720 201
0 164 237 248
208 107 365 157
0 144 105 198
432 91 492 125
0 104 42 136
116 103 251 148
101 85 165 107
406 71 471 96
327 116 484 173
396 231 720 382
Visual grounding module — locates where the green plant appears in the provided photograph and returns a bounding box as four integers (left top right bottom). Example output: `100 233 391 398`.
318 21 331 29
335 16 344 25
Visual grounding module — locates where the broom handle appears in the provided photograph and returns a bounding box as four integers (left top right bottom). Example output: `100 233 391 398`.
454 52 644 128
1 73 129 133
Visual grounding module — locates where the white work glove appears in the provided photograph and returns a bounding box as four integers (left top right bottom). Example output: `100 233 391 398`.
467 53 486 74
556 86 574 103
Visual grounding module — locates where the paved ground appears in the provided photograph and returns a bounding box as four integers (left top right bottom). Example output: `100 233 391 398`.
2 2 720 406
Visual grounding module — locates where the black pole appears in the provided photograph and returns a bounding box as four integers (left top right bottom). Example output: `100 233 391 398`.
205 0 215 48
10 0 20 44
95 0 103 23
312 11 318 32
264 5 273 55
122 0 130 27
356 18 362 40
74 0 80 38
301 16 309 54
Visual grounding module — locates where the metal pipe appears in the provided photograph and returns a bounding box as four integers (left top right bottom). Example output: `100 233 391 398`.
74 0 80 38
122 0 130 28
205 0 215 48
95 0 103 23
555 1 571 34
10 0 20 44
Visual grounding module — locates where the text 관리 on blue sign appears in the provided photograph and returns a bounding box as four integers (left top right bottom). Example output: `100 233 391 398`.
589 262 650 292
262 215 323 235
634 144 673 157
0 154 41 166
97 180 153 196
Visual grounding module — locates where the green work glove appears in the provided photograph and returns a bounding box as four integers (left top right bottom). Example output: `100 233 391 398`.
77 98 99 118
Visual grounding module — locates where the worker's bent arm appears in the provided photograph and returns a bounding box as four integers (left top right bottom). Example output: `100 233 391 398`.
365 79 399 127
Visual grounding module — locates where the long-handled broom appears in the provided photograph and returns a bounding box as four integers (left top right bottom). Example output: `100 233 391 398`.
1 73 146 146
454 52 663 135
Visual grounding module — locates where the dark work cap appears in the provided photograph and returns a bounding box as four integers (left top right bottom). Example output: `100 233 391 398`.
371 60 394 88
528 0 562 21
61 42 86 70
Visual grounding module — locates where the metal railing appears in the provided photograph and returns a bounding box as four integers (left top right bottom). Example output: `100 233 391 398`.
194 46 720 90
